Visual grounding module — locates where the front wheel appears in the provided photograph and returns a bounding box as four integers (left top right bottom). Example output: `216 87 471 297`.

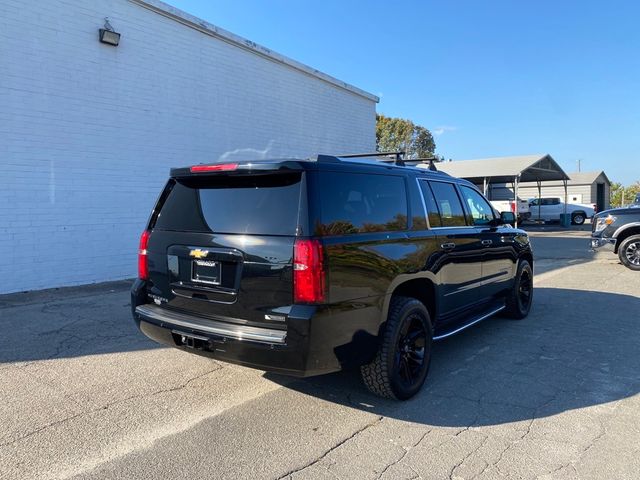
361 296 433 400
618 235 640 271
504 259 533 319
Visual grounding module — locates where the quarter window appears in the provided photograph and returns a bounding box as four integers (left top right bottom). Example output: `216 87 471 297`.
315 172 408 235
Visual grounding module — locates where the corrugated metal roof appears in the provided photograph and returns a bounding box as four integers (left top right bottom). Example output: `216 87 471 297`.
436 154 570 183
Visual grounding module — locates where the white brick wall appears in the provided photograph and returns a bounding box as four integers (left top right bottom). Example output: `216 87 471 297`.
0 0 377 293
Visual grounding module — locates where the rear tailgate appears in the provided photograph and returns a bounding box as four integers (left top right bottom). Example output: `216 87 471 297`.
144 167 306 327
517 199 530 214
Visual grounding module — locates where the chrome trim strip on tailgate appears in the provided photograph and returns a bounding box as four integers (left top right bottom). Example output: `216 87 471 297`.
135 304 286 345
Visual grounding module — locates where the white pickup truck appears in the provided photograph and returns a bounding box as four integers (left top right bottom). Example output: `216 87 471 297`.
528 197 596 225
490 199 531 223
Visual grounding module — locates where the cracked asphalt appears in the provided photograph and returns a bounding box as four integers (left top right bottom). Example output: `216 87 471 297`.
1 228 639 480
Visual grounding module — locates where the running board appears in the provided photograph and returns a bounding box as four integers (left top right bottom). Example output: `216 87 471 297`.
433 305 505 341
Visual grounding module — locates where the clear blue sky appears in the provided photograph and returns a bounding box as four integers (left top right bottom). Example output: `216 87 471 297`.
169 0 639 185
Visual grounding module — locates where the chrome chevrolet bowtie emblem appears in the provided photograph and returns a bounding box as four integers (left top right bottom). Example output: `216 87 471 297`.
189 249 209 259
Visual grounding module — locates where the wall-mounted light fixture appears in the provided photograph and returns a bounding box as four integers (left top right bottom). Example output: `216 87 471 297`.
99 18 120 46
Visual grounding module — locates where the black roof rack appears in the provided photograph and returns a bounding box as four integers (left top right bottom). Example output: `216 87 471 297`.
409 157 439 171
327 151 439 171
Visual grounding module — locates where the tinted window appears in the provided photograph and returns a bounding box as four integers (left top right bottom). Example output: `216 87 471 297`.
460 186 495 226
418 180 442 227
154 173 302 235
316 172 408 235
428 181 467 227
409 180 428 231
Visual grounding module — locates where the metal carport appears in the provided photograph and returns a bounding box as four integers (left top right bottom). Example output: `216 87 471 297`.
434 154 571 226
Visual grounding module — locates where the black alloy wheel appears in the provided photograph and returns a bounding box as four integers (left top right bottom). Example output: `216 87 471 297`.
395 314 427 388
518 266 533 311
504 259 534 319
361 296 433 400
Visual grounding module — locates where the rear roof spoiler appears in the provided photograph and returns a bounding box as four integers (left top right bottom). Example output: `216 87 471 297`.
170 159 308 177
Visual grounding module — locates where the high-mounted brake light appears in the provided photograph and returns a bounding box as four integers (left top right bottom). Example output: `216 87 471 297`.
138 230 151 280
293 239 326 304
190 163 238 173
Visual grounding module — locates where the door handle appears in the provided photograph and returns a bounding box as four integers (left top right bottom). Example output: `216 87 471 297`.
441 242 456 251
481 239 493 247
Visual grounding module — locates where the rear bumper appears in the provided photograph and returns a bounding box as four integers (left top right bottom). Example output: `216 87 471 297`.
130 280 379 377
136 304 287 345
133 303 328 377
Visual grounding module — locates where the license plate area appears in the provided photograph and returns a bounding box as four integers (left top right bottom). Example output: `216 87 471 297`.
191 260 221 285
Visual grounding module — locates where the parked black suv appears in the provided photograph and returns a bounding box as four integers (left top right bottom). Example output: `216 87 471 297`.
591 205 640 270
131 155 534 399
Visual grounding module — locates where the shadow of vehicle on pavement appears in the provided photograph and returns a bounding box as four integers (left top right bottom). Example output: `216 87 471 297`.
0 281 160 363
266 288 640 427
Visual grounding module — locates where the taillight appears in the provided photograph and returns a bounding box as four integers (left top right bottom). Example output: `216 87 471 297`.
138 230 151 280
510 201 517 213
293 239 326 304
190 163 238 173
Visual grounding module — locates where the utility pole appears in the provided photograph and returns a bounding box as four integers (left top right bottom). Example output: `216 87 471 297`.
576 159 581 172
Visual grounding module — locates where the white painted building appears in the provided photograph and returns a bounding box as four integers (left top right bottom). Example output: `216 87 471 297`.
0 0 378 293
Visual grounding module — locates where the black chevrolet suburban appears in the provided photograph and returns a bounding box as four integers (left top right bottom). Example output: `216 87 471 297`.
131 155 534 399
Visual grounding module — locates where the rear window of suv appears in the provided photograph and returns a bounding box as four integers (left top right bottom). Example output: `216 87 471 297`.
315 172 408 236
154 173 303 235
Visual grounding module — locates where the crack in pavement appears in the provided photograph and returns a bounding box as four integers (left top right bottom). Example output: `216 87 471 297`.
276 416 384 480
490 392 560 477
375 429 432 480
0 366 223 448
548 415 609 477
448 433 489 480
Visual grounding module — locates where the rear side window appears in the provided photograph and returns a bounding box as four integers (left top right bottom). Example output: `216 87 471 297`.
315 172 408 236
154 173 302 235
428 181 467 227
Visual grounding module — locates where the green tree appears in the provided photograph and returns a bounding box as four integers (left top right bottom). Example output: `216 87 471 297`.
376 114 436 158
610 181 640 207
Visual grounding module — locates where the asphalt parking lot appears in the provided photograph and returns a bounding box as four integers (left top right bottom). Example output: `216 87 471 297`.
1 228 639 480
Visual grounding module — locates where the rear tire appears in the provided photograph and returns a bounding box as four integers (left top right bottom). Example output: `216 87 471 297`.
504 259 533 319
571 212 586 225
618 235 640 271
361 296 433 400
